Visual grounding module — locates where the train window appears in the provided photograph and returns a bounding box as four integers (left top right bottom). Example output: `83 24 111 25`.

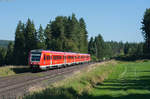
53 56 56 60
53 56 61 60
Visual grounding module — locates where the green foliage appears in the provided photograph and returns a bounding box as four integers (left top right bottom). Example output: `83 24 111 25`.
88 35 144 61
24 19 37 64
1 12 147 65
79 18 88 53
5 42 14 65
36 24 46 49
0 40 13 48
141 8 150 55
45 14 88 53
13 21 26 65
88 34 107 61
0 47 7 66
9 14 89 65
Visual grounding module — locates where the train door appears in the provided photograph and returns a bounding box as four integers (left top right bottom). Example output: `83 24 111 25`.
50 55 52 66
43 54 46 66
64 55 66 65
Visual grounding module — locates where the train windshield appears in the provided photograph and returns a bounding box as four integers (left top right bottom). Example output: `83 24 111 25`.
31 52 41 62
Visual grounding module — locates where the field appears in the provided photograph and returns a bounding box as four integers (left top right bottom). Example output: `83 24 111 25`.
23 60 150 99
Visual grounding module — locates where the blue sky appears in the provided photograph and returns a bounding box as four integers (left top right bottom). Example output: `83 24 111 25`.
0 0 150 42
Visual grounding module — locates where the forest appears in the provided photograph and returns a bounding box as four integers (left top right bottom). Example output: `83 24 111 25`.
0 8 150 66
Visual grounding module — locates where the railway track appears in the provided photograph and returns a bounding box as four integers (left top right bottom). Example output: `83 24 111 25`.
0 62 94 99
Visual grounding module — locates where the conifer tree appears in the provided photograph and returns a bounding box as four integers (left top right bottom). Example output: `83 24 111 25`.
50 16 66 51
45 22 52 49
13 21 26 65
88 37 95 55
79 18 88 53
37 24 46 49
0 47 7 66
141 8 150 55
24 19 37 64
5 42 14 65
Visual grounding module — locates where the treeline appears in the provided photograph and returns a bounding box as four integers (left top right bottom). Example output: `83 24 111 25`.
0 14 88 65
1 8 150 66
88 34 144 61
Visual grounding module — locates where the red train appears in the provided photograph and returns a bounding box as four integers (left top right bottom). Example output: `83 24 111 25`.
29 49 91 70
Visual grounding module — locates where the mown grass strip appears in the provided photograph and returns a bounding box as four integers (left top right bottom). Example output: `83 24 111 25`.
90 60 150 99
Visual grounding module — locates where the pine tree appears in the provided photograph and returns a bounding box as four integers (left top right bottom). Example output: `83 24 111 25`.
68 14 80 52
45 22 52 49
0 47 7 66
88 37 95 55
79 18 88 53
5 42 14 65
94 34 106 60
13 21 26 65
141 8 150 55
50 16 64 51
37 24 46 49
24 19 37 64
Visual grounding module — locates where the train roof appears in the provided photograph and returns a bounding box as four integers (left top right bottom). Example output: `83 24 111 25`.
30 49 90 55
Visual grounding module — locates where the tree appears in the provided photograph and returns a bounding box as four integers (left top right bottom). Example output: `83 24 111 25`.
88 34 106 60
24 19 37 64
45 22 52 49
37 24 46 49
79 18 88 53
50 16 66 51
67 14 80 52
5 42 14 65
88 37 95 55
0 47 7 66
141 8 150 55
94 34 106 59
13 21 26 65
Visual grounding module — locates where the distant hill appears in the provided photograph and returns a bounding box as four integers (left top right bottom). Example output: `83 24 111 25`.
0 40 13 48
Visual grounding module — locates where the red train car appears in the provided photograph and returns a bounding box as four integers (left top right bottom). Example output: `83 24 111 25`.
29 49 91 70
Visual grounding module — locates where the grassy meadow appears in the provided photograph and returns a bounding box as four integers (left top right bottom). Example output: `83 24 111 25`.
24 60 150 99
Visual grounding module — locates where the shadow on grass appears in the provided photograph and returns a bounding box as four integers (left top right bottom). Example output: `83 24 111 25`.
95 69 150 91
11 67 32 74
24 86 150 99
82 93 150 99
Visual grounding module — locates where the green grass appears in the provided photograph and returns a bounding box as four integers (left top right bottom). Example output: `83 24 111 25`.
90 60 150 99
24 60 150 99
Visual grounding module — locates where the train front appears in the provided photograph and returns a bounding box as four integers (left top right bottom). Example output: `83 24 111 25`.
29 50 42 70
